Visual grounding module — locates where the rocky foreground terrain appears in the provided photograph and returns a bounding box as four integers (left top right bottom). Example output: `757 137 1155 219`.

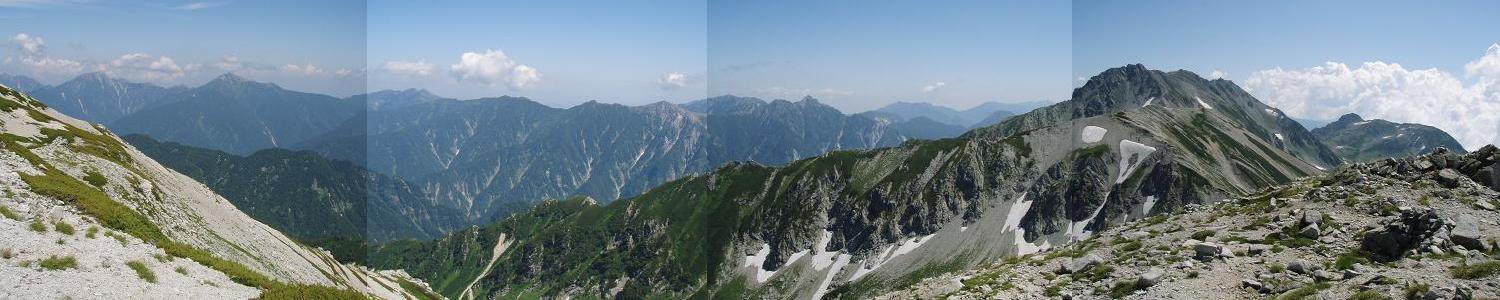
886 146 1500 299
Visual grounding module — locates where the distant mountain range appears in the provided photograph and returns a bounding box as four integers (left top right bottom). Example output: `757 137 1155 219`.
336 94 971 224
369 64 1347 298
1312 113 1467 162
0 73 47 92
868 100 1049 128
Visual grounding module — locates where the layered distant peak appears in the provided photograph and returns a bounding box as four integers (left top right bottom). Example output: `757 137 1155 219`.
1313 113 1467 162
682 95 767 114
1335 113 1365 124
212 72 249 84
201 72 281 92
0 73 46 92
364 88 448 111
73 71 113 82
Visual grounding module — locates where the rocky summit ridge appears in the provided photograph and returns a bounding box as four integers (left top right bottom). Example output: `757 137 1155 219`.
887 146 1500 299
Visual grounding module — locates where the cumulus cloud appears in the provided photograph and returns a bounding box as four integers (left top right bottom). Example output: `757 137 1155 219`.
449 49 539 90
921 81 946 93
280 63 324 76
382 60 435 77
216 55 243 71
20 56 83 73
658 72 687 89
104 53 193 81
9 33 43 57
1245 44 1500 150
1208 70 1228 80
1466 44 1500 79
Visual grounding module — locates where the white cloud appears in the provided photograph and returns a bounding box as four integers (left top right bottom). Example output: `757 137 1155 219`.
1208 70 1228 80
19 56 82 73
921 81 947 93
104 53 190 82
280 63 324 76
1246 44 1500 150
217 55 243 71
658 72 687 89
9 33 43 57
333 68 353 77
449 49 539 90
382 60 435 77
174 1 225 10
1465 44 1500 79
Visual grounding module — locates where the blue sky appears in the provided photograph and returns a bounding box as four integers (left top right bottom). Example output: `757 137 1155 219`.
707 1 1072 112
366 0 706 107
1 0 367 95
1073 0 1500 85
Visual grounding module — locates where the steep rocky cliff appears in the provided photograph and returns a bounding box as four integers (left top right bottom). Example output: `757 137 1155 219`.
887 146 1500 299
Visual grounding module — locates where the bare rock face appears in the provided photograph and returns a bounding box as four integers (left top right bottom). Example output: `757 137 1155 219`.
1360 209 1448 262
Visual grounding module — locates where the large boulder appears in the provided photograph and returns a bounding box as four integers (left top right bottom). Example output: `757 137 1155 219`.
1435 169 1464 188
1193 242 1223 260
1361 209 1448 261
1450 215 1488 251
1060 254 1104 274
1136 268 1164 288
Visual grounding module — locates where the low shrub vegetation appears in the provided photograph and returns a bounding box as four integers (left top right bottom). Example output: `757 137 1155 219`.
39 255 78 270
0 205 18 220
52 220 74 235
127 260 156 283
1450 261 1500 279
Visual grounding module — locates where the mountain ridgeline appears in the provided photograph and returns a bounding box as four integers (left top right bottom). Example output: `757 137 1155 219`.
1312 113 1468 162
333 94 977 224
122 135 465 244
369 64 1343 299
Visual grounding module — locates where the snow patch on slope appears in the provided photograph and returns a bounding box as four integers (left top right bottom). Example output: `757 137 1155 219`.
808 231 853 299
1142 97 1156 107
1196 97 1214 109
1116 139 1158 184
1081 126 1107 143
1003 193 1049 255
1142 196 1158 216
744 243 776 283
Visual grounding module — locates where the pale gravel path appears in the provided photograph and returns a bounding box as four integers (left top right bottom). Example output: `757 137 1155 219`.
459 233 510 300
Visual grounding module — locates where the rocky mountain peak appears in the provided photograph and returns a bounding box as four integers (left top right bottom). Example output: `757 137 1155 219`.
202 72 280 92
1336 113 1365 124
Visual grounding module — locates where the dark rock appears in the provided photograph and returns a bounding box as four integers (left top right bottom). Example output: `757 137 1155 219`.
1287 260 1316 274
1436 169 1464 188
1193 242 1222 260
1361 209 1447 262
1299 225 1321 239
1450 215 1487 251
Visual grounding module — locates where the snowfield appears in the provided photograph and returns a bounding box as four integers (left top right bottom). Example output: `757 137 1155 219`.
1081 126 1107 143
